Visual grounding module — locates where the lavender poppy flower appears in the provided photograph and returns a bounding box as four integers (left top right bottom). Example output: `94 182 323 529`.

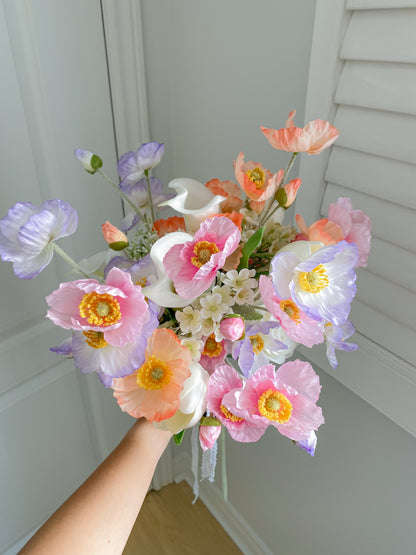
74 149 103 174
295 431 317 456
0 200 78 279
324 319 358 369
231 321 287 377
118 142 165 187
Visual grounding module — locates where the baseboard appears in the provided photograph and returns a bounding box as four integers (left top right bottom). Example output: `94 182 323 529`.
174 452 273 555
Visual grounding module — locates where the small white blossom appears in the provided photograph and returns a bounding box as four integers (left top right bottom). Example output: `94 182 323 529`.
200 293 229 322
179 337 204 361
234 287 255 305
223 268 257 292
198 317 217 338
176 306 202 334
212 284 234 306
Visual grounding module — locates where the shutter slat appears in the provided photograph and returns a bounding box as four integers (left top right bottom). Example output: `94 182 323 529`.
335 61 416 116
341 9 416 63
367 237 416 294
322 183 416 254
326 146 416 210
334 105 416 165
347 1 416 8
354 269 416 332
351 301 416 366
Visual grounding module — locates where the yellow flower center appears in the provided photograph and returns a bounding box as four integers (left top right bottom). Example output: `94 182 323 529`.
202 334 223 358
136 356 172 390
249 334 264 354
298 264 329 293
258 389 292 423
191 241 220 268
279 299 301 324
246 167 266 189
83 330 108 349
79 292 121 326
220 404 243 422
135 277 147 287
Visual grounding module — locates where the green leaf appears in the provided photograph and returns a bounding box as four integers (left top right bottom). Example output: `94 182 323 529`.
238 227 264 270
174 430 185 445
200 416 221 426
232 305 263 320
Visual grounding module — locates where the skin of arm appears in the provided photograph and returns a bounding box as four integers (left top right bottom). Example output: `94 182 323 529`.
19 419 172 555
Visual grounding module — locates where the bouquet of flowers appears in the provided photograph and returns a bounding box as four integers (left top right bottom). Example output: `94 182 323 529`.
0 110 371 483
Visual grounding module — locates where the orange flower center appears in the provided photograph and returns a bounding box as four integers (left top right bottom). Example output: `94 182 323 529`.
246 167 265 189
220 404 243 422
279 299 301 324
258 389 292 423
249 334 264 354
191 241 220 268
136 356 172 390
83 330 108 349
79 292 121 326
135 277 147 287
202 334 223 358
298 264 329 293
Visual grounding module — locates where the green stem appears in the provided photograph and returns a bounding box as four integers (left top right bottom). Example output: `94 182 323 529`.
52 243 95 279
97 169 142 217
220 430 228 502
144 170 156 225
258 151 298 226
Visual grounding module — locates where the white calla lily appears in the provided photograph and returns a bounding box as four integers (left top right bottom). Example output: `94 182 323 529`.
142 231 198 307
153 361 209 434
158 178 225 233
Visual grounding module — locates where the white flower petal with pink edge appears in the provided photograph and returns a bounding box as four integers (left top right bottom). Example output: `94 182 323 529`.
159 178 225 233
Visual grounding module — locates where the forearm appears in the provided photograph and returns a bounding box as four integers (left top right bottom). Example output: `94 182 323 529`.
20 419 171 555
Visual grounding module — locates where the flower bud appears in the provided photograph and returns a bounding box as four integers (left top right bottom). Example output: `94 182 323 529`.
219 316 245 341
101 221 128 250
74 149 103 174
199 424 221 451
282 178 301 208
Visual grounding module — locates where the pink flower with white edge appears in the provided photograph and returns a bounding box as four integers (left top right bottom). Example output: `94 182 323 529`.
226 362 324 442
328 197 371 268
163 216 241 298
207 365 268 442
199 425 222 451
46 267 150 347
259 275 324 348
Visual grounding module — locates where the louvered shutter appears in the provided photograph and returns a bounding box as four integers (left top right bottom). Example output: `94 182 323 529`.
296 0 416 436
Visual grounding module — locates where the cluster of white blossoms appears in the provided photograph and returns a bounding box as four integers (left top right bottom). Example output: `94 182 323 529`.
175 268 258 348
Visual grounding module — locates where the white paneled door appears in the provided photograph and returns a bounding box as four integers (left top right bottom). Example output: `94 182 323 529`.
0 1 135 552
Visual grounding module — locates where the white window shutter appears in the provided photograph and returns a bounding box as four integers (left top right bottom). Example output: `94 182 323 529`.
296 0 416 436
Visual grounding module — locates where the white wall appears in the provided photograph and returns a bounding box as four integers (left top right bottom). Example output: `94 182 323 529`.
141 1 416 553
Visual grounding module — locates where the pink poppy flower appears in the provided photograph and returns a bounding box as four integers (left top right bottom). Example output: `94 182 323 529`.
234 152 283 213
205 179 244 213
259 275 324 348
328 197 371 268
261 110 339 154
46 267 149 347
199 334 227 375
226 362 324 442
112 328 192 422
163 216 241 298
207 365 267 442
295 214 344 246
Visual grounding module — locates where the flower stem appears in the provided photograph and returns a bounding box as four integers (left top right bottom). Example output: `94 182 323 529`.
258 151 298 226
52 243 95 279
220 430 228 502
97 169 142 216
144 170 156 225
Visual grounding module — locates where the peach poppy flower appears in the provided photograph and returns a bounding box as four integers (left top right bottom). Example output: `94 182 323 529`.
112 328 192 422
101 221 128 245
234 152 283 214
295 214 344 246
205 179 244 213
282 178 302 208
153 216 186 237
261 110 339 154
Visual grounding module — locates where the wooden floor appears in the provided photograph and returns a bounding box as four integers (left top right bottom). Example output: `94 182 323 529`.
123 481 243 555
